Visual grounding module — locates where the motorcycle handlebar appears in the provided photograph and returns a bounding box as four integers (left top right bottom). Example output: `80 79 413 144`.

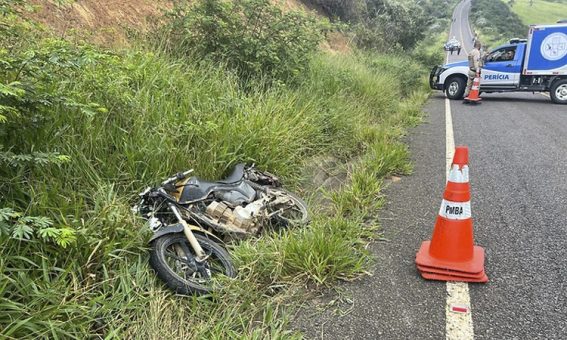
155 187 178 203
161 169 194 186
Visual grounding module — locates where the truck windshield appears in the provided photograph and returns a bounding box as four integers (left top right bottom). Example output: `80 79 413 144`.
486 46 517 62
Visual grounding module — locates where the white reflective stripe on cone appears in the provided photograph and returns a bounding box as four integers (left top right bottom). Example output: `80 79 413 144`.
448 165 469 183
439 200 472 220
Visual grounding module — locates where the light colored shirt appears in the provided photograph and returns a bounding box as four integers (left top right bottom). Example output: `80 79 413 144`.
468 48 481 70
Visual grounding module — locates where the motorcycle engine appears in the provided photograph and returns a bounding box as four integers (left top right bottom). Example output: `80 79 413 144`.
206 200 265 234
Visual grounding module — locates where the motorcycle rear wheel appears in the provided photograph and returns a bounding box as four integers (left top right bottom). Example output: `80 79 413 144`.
268 189 309 229
149 233 236 295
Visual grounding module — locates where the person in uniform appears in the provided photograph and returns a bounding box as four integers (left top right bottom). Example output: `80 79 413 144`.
465 40 482 98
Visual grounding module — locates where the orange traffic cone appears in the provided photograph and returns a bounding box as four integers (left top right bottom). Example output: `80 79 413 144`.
415 146 488 283
464 71 482 104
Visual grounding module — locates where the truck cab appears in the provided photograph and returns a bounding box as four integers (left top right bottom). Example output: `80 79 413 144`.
429 40 528 100
430 23 567 104
481 41 526 89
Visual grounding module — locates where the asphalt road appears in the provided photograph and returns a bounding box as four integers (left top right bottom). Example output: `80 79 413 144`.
447 0 474 62
293 1 567 339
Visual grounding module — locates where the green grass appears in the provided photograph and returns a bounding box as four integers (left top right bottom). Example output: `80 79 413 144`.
413 30 448 66
509 0 567 25
0 2 432 337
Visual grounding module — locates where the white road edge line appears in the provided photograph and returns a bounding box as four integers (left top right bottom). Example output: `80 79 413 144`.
445 96 474 340
445 3 475 336
445 98 455 172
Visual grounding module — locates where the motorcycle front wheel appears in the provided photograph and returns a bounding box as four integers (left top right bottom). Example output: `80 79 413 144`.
268 189 309 229
149 233 236 295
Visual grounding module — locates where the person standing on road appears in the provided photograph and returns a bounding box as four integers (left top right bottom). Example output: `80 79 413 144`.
465 40 482 98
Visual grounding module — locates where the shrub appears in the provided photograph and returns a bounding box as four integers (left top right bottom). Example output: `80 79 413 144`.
362 0 431 51
162 0 324 84
304 0 434 52
306 0 366 22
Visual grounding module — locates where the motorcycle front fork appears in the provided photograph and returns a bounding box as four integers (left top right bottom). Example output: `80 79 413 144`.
168 203 206 260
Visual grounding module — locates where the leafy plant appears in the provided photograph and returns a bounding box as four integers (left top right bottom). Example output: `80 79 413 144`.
0 208 76 246
0 37 114 167
162 0 324 84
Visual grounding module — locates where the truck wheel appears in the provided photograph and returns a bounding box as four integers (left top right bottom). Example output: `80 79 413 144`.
445 77 466 100
550 79 567 104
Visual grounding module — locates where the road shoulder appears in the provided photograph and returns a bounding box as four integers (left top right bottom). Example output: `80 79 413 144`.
292 94 449 339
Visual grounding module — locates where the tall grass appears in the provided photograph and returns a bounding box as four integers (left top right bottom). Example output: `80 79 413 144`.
1 33 428 337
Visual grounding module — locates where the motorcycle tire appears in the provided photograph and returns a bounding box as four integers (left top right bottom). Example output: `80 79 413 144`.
268 189 309 229
149 233 236 295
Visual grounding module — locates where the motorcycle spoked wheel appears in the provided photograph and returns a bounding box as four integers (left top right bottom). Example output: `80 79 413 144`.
149 233 236 295
267 189 309 230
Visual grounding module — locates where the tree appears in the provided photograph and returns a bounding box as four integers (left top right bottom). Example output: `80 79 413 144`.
357 0 431 51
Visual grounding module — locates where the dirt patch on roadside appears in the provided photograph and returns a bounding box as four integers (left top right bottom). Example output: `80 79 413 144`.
21 0 351 53
24 0 173 47
321 31 352 54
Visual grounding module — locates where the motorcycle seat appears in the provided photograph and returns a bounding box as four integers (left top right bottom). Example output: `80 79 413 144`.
179 164 253 202
217 163 245 184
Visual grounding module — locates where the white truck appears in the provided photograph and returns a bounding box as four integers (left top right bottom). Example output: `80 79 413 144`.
429 23 567 104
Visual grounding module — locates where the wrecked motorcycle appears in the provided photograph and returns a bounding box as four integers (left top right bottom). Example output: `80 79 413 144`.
134 164 309 295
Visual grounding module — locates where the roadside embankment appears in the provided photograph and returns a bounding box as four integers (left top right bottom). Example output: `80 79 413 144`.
1 1 436 338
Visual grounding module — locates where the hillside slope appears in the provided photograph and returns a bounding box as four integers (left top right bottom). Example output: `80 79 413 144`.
509 0 567 25
25 0 172 46
24 0 326 47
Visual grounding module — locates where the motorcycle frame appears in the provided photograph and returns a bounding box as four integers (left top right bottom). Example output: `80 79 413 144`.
143 166 282 261
148 222 223 245
157 192 208 260
142 169 213 262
